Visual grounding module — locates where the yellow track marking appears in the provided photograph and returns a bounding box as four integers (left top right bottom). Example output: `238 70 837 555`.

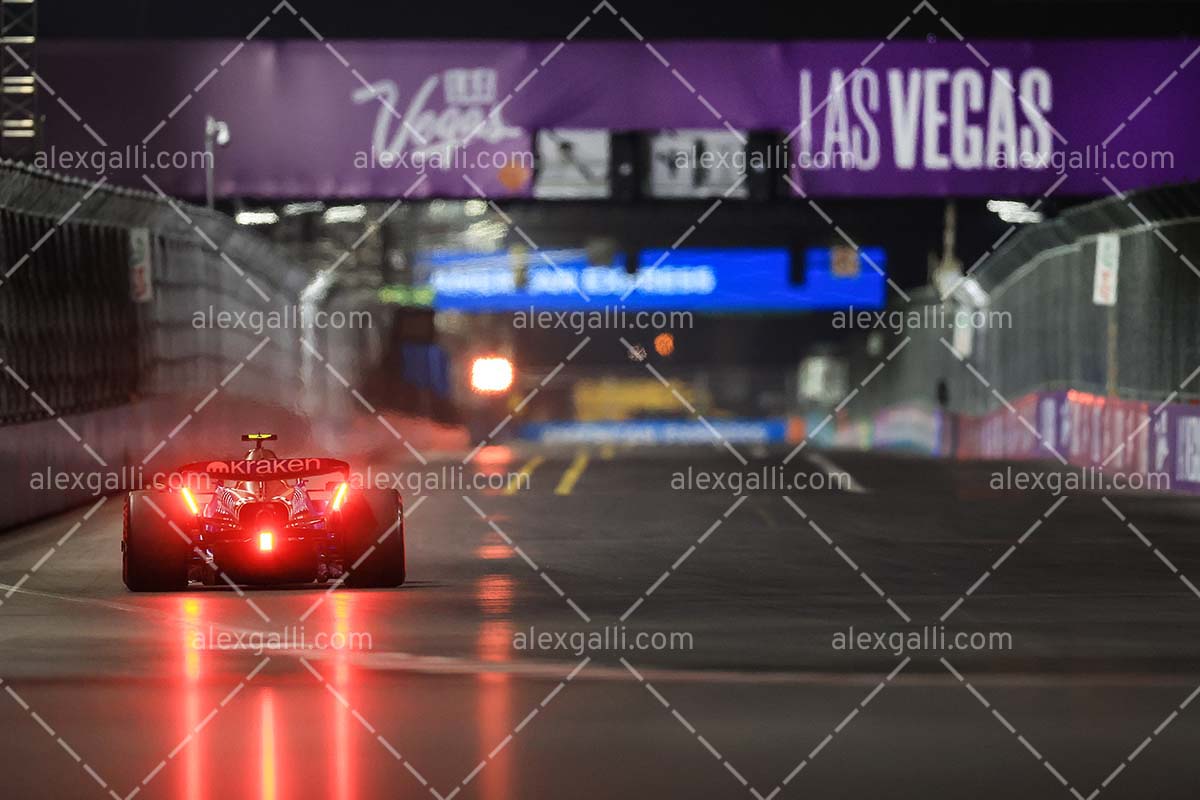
554 451 591 496
503 456 544 495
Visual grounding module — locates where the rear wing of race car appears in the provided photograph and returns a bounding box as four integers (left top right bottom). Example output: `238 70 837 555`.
175 457 350 481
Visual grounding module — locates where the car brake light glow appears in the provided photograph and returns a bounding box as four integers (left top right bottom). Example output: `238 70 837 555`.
330 481 349 512
258 531 275 552
470 356 514 394
180 487 200 516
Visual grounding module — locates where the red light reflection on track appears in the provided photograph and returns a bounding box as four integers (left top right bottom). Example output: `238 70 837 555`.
476 574 513 799
180 597 205 800
475 574 515 617
473 445 515 467
332 592 355 800
261 689 278 800
172 595 370 799
182 597 202 681
475 543 513 561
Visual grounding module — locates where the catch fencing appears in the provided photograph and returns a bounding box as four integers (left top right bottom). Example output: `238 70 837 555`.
0 160 308 424
0 161 364 527
863 181 1200 418
0 160 464 528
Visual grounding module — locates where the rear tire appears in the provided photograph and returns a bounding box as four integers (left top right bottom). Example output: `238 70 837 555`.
122 491 190 592
341 489 406 588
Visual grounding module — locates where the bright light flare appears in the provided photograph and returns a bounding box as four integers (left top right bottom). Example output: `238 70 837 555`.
180 487 200 516
986 199 1044 224
234 210 278 226
470 357 514 394
258 531 275 552
323 204 367 224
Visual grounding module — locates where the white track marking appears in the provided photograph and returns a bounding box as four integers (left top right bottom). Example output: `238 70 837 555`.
805 451 867 493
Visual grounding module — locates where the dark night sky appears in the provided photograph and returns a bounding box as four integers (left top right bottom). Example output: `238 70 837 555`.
40 0 1200 39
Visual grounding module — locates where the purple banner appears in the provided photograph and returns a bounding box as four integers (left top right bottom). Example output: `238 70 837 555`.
36 39 1200 198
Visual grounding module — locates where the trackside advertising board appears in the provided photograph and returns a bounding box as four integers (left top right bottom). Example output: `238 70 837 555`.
914 389 1200 494
37 40 1200 198
421 247 886 312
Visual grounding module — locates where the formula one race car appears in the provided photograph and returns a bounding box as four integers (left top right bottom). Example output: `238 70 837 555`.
122 434 404 591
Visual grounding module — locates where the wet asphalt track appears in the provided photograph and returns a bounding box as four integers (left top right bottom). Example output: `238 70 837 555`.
4 444 1200 799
